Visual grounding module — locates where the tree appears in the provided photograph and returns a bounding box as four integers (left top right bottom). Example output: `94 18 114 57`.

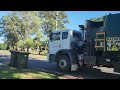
38 11 69 36
18 40 24 51
33 30 44 54
25 37 33 52
2 11 42 51
0 42 7 50
40 36 48 50
14 11 42 51
1 14 21 50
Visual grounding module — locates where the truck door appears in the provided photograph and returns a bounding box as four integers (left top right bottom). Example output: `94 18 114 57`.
49 32 61 55
60 31 69 49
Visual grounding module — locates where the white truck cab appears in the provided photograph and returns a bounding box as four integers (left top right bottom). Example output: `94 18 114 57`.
48 29 84 72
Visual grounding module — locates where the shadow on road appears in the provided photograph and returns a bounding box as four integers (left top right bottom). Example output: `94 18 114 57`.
28 58 120 79
68 67 120 79
0 55 10 65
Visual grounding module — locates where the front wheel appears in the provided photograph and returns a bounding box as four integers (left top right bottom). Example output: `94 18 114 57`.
57 55 71 72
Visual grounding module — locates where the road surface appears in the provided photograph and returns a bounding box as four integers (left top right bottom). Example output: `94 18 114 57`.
1 54 120 79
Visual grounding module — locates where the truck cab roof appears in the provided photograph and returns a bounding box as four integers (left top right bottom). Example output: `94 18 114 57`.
51 29 81 33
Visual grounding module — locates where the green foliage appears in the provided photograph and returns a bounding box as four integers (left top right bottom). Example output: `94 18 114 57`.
39 11 69 35
0 43 7 50
1 14 21 49
14 11 42 39
17 40 24 48
90 16 103 22
1 11 42 51
25 37 33 50
33 30 45 52
14 11 42 51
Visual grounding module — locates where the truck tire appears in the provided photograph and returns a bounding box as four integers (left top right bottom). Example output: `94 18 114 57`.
57 55 71 72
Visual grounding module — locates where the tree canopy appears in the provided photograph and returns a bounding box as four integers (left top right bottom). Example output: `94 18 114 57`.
38 11 69 35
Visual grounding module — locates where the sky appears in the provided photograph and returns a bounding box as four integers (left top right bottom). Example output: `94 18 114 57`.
65 11 120 30
0 11 120 43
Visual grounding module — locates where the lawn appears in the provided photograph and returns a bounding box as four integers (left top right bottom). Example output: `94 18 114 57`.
0 65 65 79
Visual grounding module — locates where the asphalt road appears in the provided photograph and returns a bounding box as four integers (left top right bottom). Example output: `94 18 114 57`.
1 54 120 79
28 58 120 79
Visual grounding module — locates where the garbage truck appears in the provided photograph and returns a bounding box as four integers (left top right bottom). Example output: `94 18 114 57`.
48 13 120 72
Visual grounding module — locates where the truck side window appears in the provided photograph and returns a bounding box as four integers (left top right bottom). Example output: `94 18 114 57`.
50 32 60 41
62 32 68 40
73 31 81 40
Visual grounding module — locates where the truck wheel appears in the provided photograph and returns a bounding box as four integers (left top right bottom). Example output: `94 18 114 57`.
57 55 71 72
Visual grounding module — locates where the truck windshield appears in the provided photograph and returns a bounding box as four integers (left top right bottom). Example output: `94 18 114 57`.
50 32 60 41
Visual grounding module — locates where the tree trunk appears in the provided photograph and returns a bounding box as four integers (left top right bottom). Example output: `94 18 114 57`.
27 47 29 52
45 44 47 50
15 48 17 50
22 36 25 51
34 41 36 51
15 45 18 50
39 46 41 55
13 46 14 50
23 47 25 51
6 44 10 50
39 51 41 55
21 46 25 51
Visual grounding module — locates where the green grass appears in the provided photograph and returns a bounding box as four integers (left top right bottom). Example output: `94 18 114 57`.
0 65 65 79
40 50 48 56
29 50 48 56
29 50 47 59
0 50 11 55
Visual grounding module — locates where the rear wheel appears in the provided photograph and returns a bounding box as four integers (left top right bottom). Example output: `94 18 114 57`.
57 55 71 72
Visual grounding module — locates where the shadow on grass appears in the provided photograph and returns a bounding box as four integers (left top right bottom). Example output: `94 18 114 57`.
0 65 60 79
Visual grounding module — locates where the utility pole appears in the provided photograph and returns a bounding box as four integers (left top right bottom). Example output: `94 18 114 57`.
56 11 58 31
